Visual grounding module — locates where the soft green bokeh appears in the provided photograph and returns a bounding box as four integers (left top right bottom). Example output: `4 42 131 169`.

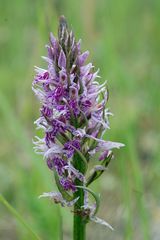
0 0 159 239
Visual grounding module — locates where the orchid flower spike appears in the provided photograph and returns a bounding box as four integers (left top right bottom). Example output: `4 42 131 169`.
33 15 124 230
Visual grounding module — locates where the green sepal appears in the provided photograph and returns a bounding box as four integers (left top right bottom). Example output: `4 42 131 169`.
86 153 113 186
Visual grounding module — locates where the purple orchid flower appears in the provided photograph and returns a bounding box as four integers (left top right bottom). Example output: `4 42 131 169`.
33 16 124 233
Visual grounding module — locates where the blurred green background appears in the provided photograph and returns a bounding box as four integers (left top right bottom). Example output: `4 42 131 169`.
0 0 159 239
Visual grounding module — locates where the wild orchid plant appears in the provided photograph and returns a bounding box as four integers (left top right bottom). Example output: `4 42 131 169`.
32 16 124 240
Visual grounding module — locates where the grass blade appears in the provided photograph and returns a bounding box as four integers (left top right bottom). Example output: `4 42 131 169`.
0 194 42 240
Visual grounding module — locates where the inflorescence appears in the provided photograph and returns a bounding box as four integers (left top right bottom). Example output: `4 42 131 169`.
32 16 124 229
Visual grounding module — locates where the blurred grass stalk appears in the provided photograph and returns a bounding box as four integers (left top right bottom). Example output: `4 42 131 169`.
0 194 41 240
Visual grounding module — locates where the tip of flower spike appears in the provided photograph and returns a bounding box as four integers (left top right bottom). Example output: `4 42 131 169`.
59 15 67 25
58 15 68 38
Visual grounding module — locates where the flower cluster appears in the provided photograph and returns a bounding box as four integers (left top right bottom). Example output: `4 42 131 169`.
33 16 124 228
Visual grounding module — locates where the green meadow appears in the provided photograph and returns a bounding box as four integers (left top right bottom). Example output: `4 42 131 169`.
0 0 159 239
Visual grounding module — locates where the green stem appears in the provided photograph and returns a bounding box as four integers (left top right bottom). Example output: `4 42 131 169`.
73 189 86 240
73 153 86 240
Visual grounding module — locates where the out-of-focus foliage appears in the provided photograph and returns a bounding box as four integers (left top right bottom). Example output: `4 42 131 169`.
0 0 159 239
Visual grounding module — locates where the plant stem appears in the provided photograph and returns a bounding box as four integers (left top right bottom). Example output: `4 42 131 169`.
73 188 86 240
73 153 86 240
